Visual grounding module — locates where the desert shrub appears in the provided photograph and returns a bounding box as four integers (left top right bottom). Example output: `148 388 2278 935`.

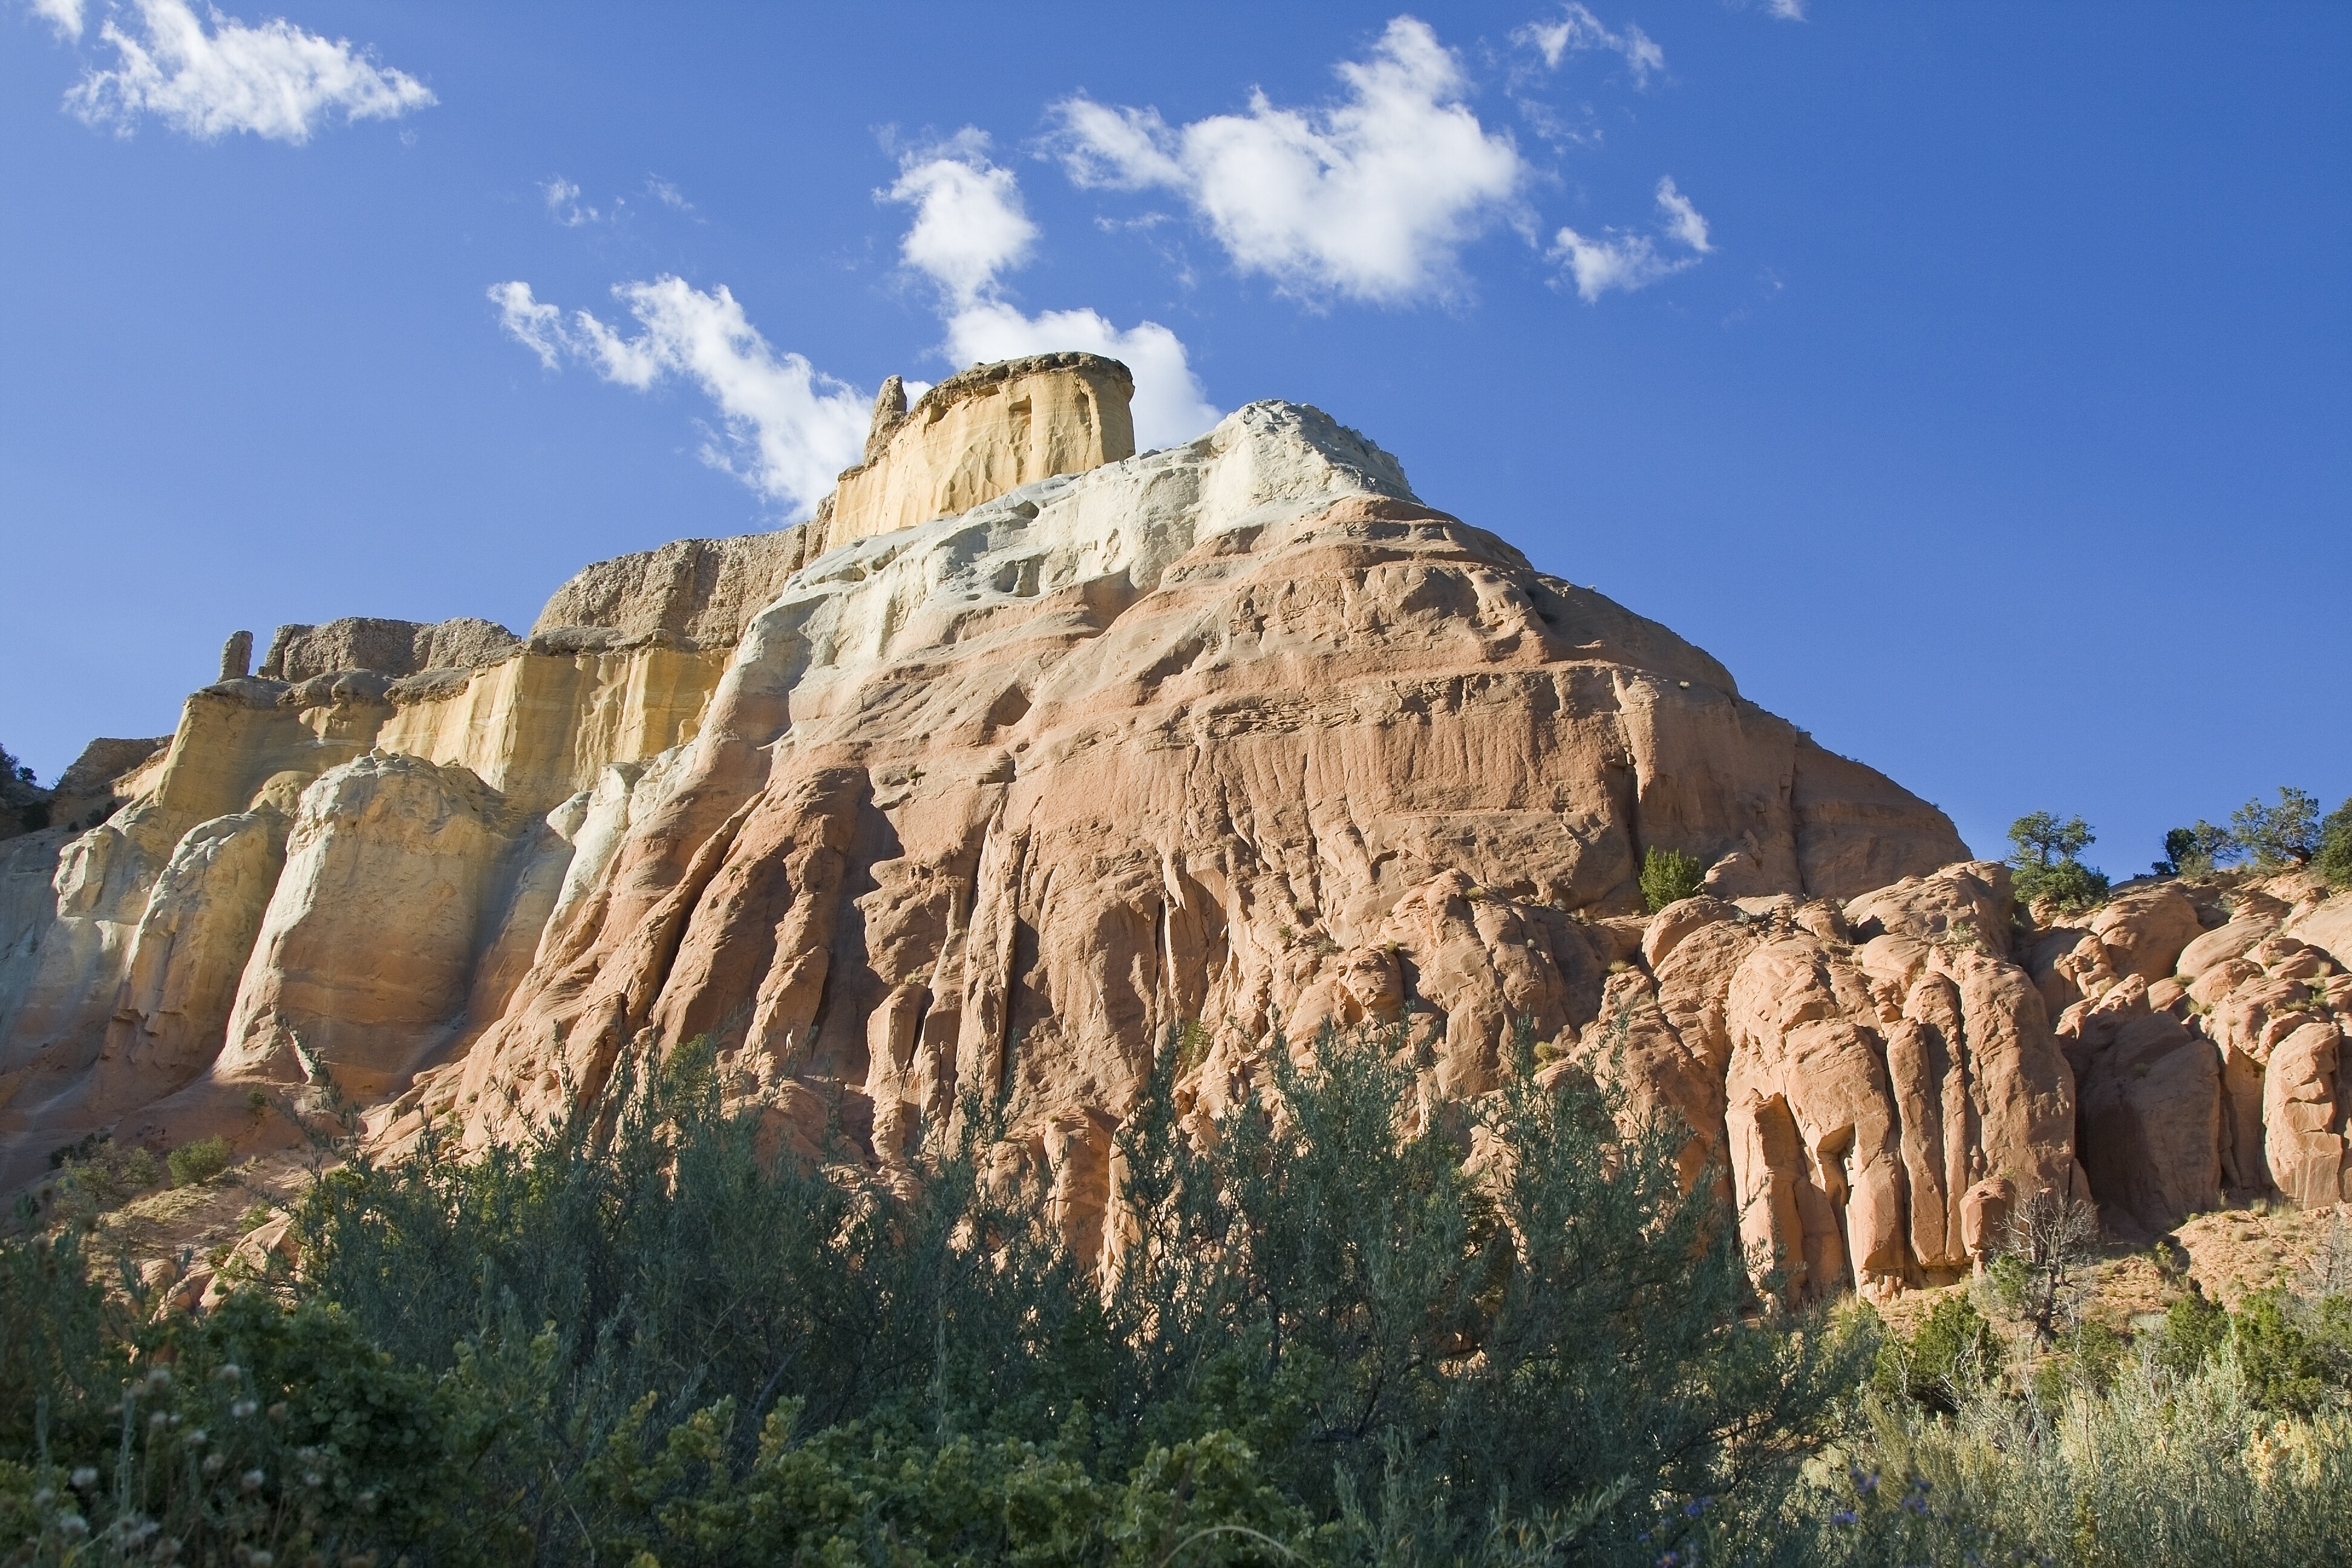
2232 786 2323 868
1984 1189 2099 1346
5 1024 1870 1564
166 1134 233 1187
1639 845 1707 913
1873 1292 1992 1413
1775 1351 2352 1567
2156 1287 2230 1376
45 1139 162 1221
0 1229 128 1460
2007 811 2111 912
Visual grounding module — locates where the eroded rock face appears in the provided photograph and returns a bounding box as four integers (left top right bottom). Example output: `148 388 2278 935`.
818 353 1137 551
268 398 1998 1315
532 530 822 648
260 617 520 683
215 753 509 1101
15 358 2239 1312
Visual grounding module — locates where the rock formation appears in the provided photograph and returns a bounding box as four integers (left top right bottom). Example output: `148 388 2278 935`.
259 616 521 683
5 348 2344 1309
816 352 1136 550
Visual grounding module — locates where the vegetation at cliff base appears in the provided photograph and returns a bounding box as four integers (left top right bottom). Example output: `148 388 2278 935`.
1 1024 1855 1566
10 1024 2352 1564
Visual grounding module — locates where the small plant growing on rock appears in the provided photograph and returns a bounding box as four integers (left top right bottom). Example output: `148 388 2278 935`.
168 1134 234 1187
1639 845 1707 913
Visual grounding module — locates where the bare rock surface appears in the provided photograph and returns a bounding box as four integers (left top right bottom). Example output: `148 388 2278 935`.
532 529 820 648
818 353 1136 550
260 616 520 683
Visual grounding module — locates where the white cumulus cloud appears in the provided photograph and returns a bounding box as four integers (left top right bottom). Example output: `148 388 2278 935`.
491 277 868 518
885 135 1218 449
492 136 1224 511
1549 175 1713 301
1513 5 1664 86
1051 16 1525 305
884 131 1038 307
64 0 434 143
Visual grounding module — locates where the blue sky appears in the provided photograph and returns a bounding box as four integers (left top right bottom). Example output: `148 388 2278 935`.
2 1 2345 877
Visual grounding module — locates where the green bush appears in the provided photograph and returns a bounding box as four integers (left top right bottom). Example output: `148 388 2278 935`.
45 1138 162 1220
1873 1293 1992 1413
18 1020 2352 1564
2 1026 1866 1566
1639 845 1707 913
2318 796 2352 890
166 1134 234 1187
2158 820 2239 878
1778 1354 2352 1567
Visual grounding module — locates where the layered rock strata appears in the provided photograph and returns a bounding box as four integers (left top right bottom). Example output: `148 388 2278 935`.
815 353 1136 550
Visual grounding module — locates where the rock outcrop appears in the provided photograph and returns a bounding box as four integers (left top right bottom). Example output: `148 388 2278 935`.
532 530 822 649
2024 871 2352 1231
14 348 2341 1309
260 616 520 683
816 353 1136 550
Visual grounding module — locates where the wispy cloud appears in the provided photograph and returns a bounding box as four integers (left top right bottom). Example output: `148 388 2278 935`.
490 278 867 518
1050 17 1526 305
1549 175 1713 301
884 132 1218 448
541 176 601 227
1653 175 1711 253
27 0 83 39
1512 5 1665 87
646 176 694 214
63 0 434 143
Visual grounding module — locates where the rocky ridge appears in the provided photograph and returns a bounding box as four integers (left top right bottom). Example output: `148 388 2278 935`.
5 351 2348 1308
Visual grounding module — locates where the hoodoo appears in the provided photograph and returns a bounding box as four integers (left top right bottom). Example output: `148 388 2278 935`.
5 351 2348 1304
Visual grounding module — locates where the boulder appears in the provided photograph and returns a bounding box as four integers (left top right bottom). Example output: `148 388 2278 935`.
2283 895 2352 972
2088 883 2204 983
1843 861 2013 956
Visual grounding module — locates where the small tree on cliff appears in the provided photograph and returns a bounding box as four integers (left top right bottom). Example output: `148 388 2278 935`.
2006 811 2108 913
2157 820 2239 878
2320 797 2352 890
1639 844 1708 913
2232 786 2324 868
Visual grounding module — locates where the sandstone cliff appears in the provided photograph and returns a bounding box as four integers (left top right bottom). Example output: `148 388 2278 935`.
10 350 2338 1309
